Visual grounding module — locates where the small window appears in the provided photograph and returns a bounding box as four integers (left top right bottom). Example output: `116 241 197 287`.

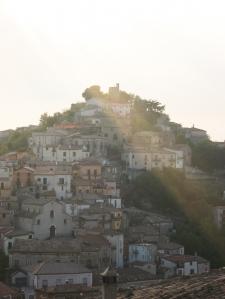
8 242 12 249
37 219 40 225
2 213 6 218
0 183 4 190
63 151 66 157
73 152 76 157
83 277 88 285
64 219 67 224
113 134 118 140
42 280 48 287
50 210 54 218
59 178 64 184
56 279 61 286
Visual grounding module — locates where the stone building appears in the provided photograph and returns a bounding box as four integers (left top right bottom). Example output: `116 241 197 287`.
9 236 111 271
15 198 73 240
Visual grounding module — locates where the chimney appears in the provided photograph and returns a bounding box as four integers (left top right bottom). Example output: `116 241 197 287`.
101 266 118 299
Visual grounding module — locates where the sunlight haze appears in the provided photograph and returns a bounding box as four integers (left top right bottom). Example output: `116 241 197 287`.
1 0 225 140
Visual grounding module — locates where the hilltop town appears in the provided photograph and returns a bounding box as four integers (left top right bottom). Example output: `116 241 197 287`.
1 84 225 298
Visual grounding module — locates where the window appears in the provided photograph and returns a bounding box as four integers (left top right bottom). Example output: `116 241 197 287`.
64 219 67 224
0 183 4 190
50 210 54 218
83 277 88 285
59 178 64 184
113 134 118 140
94 169 97 177
42 280 48 287
43 178 47 185
37 219 40 225
8 242 12 249
2 213 6 218
56 279 61 286
190 269 195 274
73 152 76 157
68 279 73 284
63 151 66 157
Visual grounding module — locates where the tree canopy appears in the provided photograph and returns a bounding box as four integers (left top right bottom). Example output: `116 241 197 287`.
191 140 225 173
82 85 103 101
122 168 225 267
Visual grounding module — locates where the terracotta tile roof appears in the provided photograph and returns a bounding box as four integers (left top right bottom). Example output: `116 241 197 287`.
23 261 91 275
117 271 225 298
162 255 209 264
0 281 17 297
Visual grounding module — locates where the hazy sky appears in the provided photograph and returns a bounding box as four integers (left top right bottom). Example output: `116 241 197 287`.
0 0 225 140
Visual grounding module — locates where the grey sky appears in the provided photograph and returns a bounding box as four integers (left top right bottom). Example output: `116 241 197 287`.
0 0 225 140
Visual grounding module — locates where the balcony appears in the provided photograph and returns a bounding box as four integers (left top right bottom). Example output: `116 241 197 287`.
152 158 161 162
57 181 68 186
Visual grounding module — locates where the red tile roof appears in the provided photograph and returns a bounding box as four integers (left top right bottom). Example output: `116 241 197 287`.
0 282 17 297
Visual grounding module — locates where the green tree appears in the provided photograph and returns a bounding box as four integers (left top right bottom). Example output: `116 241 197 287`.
122 168 225 267
82 85 103 101
191 141 225 173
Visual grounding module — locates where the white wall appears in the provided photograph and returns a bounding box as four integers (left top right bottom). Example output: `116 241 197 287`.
105 234 124 268
35 174 72 200
129 244 156 263
34 272 92 288
42 147 89 162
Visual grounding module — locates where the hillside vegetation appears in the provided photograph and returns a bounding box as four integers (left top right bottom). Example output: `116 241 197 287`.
122 168 225 267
